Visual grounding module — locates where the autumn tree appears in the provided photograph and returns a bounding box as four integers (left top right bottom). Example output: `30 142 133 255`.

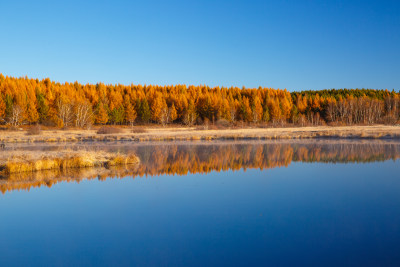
158 101 169 126
9 105 23 126
0 96 6 123
240 97 252 122
124 99 137 127
229 99 238 123
151 95 167 124
56 96 73 128
75 101 93 128
26 102 39 124
183 100 197 126
262 102 270 123
1 74 400 128
252 96 263 123
169 103 177 123
268 98 282 125
95 102 109 125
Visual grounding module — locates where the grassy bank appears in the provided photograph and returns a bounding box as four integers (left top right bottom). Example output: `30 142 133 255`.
0 125 400 144
0 150 140 175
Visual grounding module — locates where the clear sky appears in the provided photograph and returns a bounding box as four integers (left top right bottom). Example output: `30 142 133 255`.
1 0 399 91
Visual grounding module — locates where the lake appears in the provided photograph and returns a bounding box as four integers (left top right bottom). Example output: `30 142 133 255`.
1 140 400 266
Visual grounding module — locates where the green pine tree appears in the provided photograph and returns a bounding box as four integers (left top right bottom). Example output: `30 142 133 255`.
139 99 151 123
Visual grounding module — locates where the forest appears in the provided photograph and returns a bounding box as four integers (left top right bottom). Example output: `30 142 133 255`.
0 74 399 128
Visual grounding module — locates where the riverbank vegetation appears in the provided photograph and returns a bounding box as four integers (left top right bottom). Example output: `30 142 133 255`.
0 125 400 144
0 74 399 129
0 150 139 175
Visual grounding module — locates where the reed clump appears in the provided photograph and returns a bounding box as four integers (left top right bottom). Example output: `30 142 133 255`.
0 151 140 175
106 154 140 167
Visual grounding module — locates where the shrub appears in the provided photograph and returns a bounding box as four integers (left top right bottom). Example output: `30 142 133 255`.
216 119 230 128
96 126 123 134
131 127 147 133
26 125 42 135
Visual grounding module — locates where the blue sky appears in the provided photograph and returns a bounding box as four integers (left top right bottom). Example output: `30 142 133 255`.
0 0 399 91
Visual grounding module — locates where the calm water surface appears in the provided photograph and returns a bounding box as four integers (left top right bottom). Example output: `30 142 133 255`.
1 141 400 266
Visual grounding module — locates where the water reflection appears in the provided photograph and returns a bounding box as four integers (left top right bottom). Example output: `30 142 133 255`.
1 141 400 194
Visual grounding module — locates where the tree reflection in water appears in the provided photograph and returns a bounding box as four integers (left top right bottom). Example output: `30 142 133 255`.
1 141 400 194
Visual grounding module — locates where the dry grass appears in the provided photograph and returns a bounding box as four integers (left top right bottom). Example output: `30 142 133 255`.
0 150 140 175
106 154 140 167
0 125 399 143
97 126 124 134
131 126 147 133
26 125 42 135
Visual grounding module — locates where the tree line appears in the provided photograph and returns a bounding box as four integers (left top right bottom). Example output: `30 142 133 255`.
0 74 399 128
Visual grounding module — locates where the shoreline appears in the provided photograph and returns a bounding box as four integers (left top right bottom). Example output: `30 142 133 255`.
1 125 400 144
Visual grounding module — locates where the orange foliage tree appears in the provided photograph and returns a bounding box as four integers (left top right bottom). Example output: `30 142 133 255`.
0 74 398 128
